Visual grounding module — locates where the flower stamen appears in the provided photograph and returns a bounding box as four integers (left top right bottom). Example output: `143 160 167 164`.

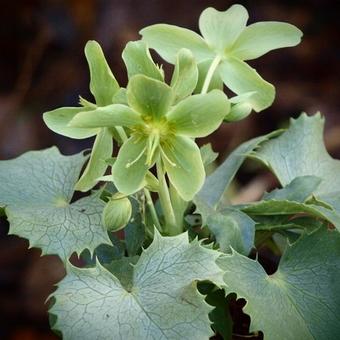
126 145 147 168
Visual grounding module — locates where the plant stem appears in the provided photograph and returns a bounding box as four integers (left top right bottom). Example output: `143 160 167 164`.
156 159 179 235
201 55 222 94
143 188 162 231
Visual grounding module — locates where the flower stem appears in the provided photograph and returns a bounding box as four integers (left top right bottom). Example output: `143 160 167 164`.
143 188 162 231
116 126 128 143
156 159 179 235
201 55 222 94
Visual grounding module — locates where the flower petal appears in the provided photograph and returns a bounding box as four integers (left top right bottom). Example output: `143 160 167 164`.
218 58 275 112
170 48 198 103
122 40 164 81
232 22 303 61
127 75 174 120
161 135 205 201
68 104 143 128
43 107 98 139
85 40 120 106
140 24 213 63
166 90 229 138
75 128 113 192
199 5 248 53
112 134 149 195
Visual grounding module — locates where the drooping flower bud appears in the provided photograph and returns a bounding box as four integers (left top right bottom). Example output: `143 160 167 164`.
102 193 132 232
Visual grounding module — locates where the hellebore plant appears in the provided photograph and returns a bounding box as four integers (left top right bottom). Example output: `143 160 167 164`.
1 4 339 340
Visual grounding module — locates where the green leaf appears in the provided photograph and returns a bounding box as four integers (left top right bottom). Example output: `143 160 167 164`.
85 40 119 106
218 227 340 339
127 75 173 120
167 90 229 138
140 24 214 63
218 57 275 112
43 107 98 139
241 199 340 231
198 282 233 340
195 59 223 93
232 22 303 61
75 128 113 192
263 176 321 202
170 48 198 102
162 135 205 201
124 197 146 256
68 104 143 128
103 256 139 291
253 113 340 196
196 196 255 255
112 134 148 195
0 147 110 261
199 5 248 53
51 232 224 339
196 130 281 209
122 40 164 81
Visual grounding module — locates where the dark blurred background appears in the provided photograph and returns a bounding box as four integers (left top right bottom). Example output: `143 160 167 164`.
0 0 339 339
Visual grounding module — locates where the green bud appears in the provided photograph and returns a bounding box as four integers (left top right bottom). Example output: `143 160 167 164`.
102 193 132 231
224 102 252 122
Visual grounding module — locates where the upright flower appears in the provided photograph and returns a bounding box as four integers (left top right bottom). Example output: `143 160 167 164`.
69 74 230 200
140 4 302 113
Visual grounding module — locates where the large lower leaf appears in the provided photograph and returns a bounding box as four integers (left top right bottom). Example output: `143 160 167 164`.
218 227 340 339
0 147 110 261
51 232 224 340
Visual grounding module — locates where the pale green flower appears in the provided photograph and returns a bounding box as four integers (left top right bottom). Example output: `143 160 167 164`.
140 4 302 112
69 74 230 200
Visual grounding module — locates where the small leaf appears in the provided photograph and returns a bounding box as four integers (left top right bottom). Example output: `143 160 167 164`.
218 57 275 112
85 40 119 106
199 5 248 53
51 232 224 339
162 135 205 201
140 24 213 63
43 107 97 139
122 40 164 81
112 134 148 195
170 48 198 102
253 113 340 196
218 227 340 339
196 130 281 209
195 197 255 255
166 90 229 138
127 75 173 120
241 199 340 231
198 282 233 340
232 21 303 61
124 198 146 256
75 128 113 192
0 147 110 261
263 176 321 202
